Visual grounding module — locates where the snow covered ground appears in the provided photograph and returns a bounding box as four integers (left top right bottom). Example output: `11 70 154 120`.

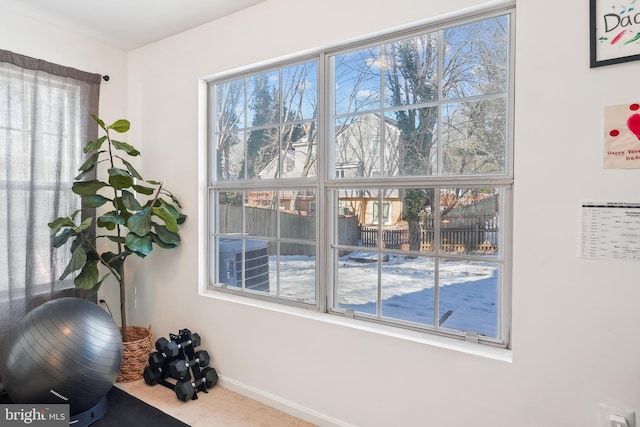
270 251 498 338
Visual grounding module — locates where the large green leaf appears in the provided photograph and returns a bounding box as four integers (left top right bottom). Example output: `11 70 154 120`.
48 215 77 234
81 194 109 208
132 184 155 196
102 251 129 276
92 115 106 131
84 136 107 153
73 180 108 196
78 152 100 172
114 198 133 223
112 140 140 156
76 217 93 233
121 190 143 211
127 207 152 235
125 233 153 256
160 201 181 220
106 235 126 244
108 119 130 133
152 205 179 232
163 190 183 209
98 212 125 230
60 244 87 280
74 166 95 181
70 232 85 251
151 233 178 249
52 228 77 248
108 168 134 189
120 159 143 180
153 224 181 245
74 258 100 290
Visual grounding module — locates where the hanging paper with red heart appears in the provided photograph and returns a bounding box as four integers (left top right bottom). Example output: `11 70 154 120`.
604 102 640 169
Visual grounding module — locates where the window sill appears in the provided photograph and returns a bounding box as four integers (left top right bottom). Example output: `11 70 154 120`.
200 288 512 363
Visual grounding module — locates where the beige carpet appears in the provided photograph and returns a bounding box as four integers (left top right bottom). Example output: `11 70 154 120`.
116 380 316 427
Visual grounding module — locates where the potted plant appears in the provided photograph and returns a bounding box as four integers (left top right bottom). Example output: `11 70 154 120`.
48 115 185 381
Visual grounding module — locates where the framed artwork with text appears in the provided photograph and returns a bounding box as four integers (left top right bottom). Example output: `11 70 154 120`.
590 0 640 67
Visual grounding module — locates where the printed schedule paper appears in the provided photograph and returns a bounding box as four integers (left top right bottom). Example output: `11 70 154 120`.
581 202 640 261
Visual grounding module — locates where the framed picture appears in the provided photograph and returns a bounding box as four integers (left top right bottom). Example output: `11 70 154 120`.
590 0 640 67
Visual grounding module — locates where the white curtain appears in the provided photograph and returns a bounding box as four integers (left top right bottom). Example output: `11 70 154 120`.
0 49 101 348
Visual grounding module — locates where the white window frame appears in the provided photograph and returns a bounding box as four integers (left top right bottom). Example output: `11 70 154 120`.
204 4 515 349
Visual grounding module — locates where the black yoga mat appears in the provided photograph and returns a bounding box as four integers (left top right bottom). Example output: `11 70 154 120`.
92 386 190 427
1 386 190 427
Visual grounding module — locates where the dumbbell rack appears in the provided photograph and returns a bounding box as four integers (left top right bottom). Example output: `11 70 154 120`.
143 328 218 401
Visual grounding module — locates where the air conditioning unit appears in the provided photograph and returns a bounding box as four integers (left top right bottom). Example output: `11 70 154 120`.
218 237 270 292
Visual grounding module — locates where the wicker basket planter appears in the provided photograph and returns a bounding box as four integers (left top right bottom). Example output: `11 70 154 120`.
117 325 152 383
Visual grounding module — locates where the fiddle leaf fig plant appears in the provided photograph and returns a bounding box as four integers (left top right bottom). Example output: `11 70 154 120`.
48 115 186 341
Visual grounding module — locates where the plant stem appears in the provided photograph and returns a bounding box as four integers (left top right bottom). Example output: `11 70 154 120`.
119 269 128 342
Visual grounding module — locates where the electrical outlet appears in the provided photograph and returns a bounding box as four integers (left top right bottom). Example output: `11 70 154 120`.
598 404 636 427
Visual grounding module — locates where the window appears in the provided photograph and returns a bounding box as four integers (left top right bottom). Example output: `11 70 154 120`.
207 7 513 348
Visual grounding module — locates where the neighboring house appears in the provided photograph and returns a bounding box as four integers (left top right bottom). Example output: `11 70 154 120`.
255 113 403 224
253 113 498 251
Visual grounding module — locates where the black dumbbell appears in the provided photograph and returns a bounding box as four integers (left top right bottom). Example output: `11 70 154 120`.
174 367 218 401
148 351 166 369
144 364 191 386
169 350 211 379
156 333 201 358
143 366 162 386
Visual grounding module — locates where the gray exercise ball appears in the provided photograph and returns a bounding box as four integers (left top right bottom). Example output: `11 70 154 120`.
0 297 123 415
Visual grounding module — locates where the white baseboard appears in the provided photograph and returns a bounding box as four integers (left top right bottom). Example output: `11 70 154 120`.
217 375 352 427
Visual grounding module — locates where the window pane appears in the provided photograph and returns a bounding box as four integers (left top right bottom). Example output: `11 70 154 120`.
246 190 277 238
279 189 316 240
335 250 379 315
272 244 316 302
216 131 244 181
280 122 317 179
247 126 279 179
438 260 499 338
438 188 500 256
401 188 433 253
384 107 439 176
216 78 245 130
247 70 280 126
333 46 381 116
441 98 506 175
216 191 243 234
282 61 318 121
334 188 397 233
216 236 271 292
334 115 402 178
332 185 503 331
384 32 439 108
443 16 508 100
381 256 435 326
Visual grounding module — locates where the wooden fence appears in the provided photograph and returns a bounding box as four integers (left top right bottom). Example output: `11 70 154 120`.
219 205 497 255
360 214 498 254
218 205 359 255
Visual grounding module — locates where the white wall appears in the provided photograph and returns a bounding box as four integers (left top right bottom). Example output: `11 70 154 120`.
5 0 640 425
0 9 128 130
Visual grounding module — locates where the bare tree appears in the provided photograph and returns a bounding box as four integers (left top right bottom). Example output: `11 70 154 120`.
381 16 508 249
216 79 243 180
